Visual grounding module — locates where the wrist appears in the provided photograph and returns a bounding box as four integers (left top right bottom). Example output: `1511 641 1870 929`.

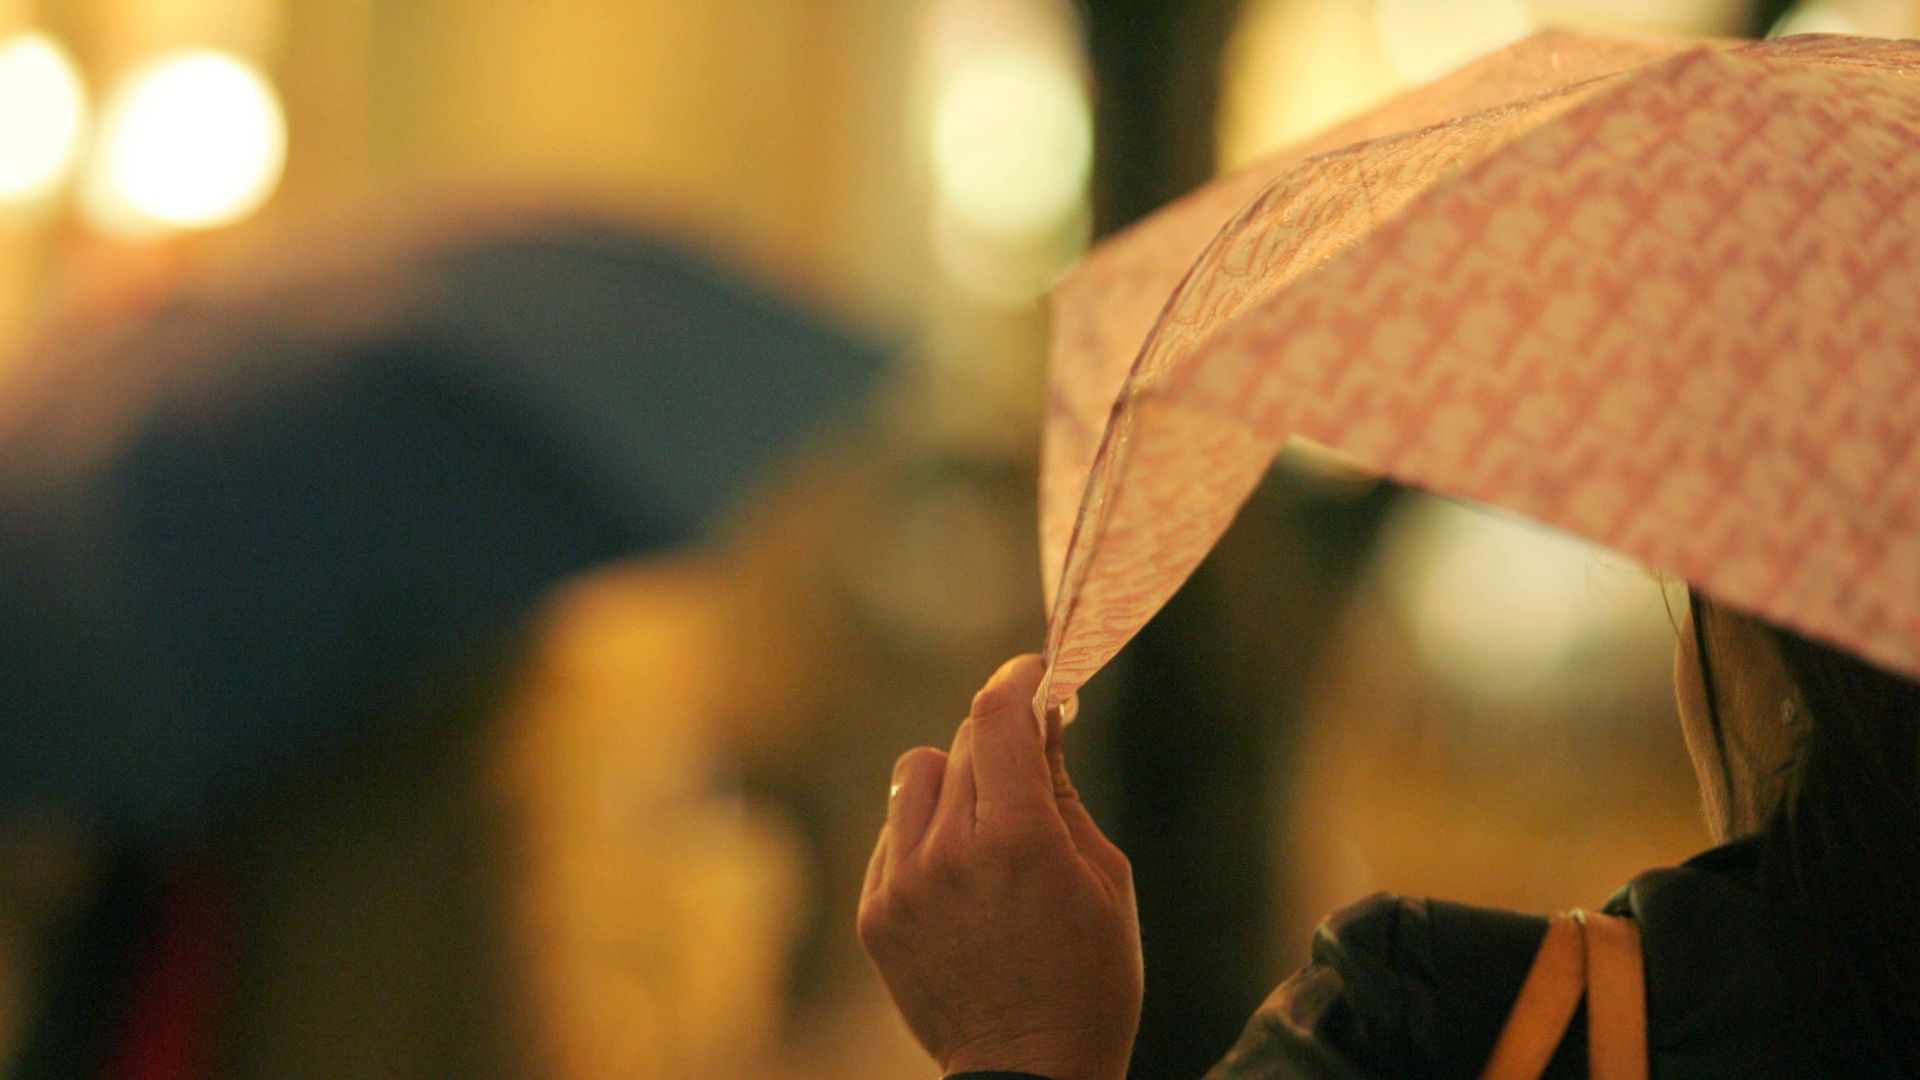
944 1031 1128 1080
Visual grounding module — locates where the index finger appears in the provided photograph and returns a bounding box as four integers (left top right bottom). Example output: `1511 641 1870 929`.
968 655 1057 826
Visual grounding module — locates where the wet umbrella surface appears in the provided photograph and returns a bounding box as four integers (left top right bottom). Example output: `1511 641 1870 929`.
0 213 881 832
1037 33 1920 710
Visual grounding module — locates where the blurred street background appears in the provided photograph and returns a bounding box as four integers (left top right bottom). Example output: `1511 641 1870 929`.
0 1 1914 1077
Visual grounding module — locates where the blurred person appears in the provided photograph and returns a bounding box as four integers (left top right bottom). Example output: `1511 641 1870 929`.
0 206 878 1080
859 599 1920 1077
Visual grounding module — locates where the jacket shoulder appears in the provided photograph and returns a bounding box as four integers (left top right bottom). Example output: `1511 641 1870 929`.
1206 893 1557 1080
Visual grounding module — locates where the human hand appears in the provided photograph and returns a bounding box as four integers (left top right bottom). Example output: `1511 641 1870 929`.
858 655 1141 1080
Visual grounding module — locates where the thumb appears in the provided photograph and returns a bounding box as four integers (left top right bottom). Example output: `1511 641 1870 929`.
968 656 1057 826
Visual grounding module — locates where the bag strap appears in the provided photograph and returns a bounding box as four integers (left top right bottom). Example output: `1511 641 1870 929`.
1477 909 1647 1080
1580 911 1647 1080
1479 913 1586 1080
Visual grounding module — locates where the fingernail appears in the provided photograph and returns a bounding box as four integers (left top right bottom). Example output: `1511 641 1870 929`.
889 781 903 800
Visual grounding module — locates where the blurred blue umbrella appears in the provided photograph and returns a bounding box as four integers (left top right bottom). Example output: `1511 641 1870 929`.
0 210 882 833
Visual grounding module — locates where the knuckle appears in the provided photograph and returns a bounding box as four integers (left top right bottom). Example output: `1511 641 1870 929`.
911 835 969 890
978 822 1055 867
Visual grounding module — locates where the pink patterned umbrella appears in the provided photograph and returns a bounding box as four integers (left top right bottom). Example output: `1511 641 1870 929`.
1039 32 1920 712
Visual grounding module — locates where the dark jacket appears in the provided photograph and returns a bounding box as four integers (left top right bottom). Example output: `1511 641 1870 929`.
1203 837 1867 1078
956 839 1905 1079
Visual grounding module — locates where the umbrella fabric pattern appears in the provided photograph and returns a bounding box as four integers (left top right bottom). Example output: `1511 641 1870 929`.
1039 34 1920 710
1041 30 1702 608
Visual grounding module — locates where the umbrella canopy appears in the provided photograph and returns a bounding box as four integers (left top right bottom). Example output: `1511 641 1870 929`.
0 210 882 831
1039 32 1920 710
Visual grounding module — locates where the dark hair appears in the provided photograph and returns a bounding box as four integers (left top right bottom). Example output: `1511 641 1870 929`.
1763 623 1920 1069
1692 593 1920 1069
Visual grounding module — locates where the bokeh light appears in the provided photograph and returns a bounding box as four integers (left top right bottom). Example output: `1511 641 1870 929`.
0 32 89 207
1769 0 1917 37
1385 498 1666 706
1772 1 1866 34
922 0 1094 310
929 42 1091 241
1529 0 1745 37
1219 0 1402 169
82 50 286 236
929 199 1090 307
1373 0 1535 83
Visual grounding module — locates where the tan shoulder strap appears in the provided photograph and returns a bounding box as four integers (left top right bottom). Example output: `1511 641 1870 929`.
1478 910 1648 1080
1581 911 1647 1080
1479 913 1586 1080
